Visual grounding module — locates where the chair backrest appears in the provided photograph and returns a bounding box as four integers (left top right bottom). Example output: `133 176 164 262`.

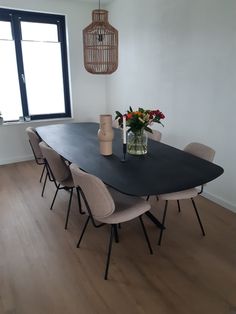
39 142 71 183
26 127 43 160
70 163 115 220
148 129 162 142
184 142 215 162
112 119 119 128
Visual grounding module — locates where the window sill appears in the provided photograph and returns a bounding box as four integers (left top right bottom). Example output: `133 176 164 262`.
0 117 74 127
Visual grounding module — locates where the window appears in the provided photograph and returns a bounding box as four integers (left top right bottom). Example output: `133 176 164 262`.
0 9 71 122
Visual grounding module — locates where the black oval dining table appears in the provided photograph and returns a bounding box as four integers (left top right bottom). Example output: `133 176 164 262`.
36 122 224 229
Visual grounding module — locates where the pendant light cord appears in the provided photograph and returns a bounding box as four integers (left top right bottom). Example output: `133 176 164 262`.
98 0 101 22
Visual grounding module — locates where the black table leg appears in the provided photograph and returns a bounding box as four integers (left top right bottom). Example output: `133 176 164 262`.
145 212 165 230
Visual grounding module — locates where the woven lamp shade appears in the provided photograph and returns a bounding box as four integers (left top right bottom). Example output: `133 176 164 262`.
83 10 118 74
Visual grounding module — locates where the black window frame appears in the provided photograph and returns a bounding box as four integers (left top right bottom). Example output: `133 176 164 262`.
0 8 71 121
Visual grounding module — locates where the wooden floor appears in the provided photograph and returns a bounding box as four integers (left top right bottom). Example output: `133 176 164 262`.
0 161 236 314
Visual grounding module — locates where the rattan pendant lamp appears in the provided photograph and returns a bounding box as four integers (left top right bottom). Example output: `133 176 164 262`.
83 0 118 74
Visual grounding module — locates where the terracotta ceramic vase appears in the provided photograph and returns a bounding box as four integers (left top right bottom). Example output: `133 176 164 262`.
98 114 114 156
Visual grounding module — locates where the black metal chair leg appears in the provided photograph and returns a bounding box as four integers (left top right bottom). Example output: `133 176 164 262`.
158 200 168 246
114 224 119 243
177 200 181 213
139 216 153 254
41 172 48 197
104 225 114 280
40 164 46 183
76 187 85 214
146 195 150 201
65 188 74 230
191 198 206 236
77 216 90 248
50 184 60 210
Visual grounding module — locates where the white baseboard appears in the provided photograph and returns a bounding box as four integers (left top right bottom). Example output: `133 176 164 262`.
0 154 34 165
202 190 236 213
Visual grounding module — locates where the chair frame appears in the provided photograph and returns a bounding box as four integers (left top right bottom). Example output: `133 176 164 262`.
76 188 153 280
44 159 84 229
157 141 215 246
27 127 55 197
158 197 206 246
28 139 49 195
29 138 46 181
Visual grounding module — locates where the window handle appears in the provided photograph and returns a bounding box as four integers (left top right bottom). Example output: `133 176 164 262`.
21 73 25 84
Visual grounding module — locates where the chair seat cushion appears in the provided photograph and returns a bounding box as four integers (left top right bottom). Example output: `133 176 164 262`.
98 189 151 224
158 188 198 201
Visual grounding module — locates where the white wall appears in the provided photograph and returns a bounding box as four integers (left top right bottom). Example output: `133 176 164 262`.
0 0 107 164
0 120 70 164
106 0 236 212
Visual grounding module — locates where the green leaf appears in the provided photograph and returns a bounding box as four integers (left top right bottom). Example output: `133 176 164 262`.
115 111 122 120
144 126 152 133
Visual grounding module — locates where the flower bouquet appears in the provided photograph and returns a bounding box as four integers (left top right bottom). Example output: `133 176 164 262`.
115 107 165 155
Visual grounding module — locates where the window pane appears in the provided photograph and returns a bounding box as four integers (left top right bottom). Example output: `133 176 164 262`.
0 40 23 120
21 22 58 42
0 21 12 40
22 41 65 115
0 9 70 121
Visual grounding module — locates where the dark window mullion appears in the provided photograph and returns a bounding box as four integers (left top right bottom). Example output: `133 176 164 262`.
57 18 71 117
12 14 29 117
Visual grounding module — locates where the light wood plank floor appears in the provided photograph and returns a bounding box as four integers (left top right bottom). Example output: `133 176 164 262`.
0 161 235 314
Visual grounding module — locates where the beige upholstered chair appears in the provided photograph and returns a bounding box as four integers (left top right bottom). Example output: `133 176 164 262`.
148 129 162 142
146 129 162 201
39 142 83 229
157 142 215 245
70 163 153 280
26 127 48 196
112 119 119 128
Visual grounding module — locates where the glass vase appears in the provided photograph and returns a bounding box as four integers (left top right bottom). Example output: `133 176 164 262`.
127 129 148 155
